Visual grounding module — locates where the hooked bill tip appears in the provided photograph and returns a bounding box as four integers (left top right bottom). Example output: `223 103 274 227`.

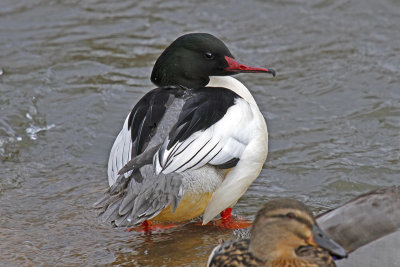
268 68 276 77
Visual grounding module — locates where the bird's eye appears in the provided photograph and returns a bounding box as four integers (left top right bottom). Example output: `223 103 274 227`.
204 52 215 59
286 212 295 219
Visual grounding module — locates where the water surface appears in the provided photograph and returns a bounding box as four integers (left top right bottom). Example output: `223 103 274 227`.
1 0 399 265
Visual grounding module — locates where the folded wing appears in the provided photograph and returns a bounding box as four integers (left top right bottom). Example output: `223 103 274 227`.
154 87 255 175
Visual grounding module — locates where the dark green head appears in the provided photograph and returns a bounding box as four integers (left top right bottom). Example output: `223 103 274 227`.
151 33 275 88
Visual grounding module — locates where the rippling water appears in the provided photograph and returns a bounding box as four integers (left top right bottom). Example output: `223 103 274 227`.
1 0 399 265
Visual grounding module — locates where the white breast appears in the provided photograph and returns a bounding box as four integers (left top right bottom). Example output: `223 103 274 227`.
203 76 269 224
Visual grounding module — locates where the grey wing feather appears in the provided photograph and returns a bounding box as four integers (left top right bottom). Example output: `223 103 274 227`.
97 93 186 226
117 144 161 176
107 87 185 186
95 165 183 226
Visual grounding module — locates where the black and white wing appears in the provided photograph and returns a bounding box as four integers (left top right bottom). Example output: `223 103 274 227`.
154 87 255 175
110 86 255 183
107 86 185 186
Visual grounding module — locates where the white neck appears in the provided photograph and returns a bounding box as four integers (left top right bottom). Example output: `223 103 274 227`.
206 76 257 105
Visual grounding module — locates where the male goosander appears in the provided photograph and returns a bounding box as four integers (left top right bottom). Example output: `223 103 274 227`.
94 33 275 227
207 199 348 267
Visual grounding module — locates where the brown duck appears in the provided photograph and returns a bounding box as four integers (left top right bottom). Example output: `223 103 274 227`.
207 199 347 267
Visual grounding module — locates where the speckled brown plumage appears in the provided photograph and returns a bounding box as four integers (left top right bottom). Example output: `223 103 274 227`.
208 239 262 267
207 199 347 267
208 240 336 267
294 246 336 266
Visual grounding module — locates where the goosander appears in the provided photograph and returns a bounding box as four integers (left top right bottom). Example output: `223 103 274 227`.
207 199 347 267
94 33 275 227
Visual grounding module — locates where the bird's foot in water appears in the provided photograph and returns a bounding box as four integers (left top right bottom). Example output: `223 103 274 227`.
215 207 252 229
200 208 252 229
126 220 179 233
126 208 251 232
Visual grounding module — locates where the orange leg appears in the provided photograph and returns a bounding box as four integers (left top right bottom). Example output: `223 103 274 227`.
194 208 233 226
220 207 233 219
126 208 252 232
197 208 252 229
213 208 252 229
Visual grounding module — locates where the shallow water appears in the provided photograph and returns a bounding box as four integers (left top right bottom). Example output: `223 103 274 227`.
1 0 399 266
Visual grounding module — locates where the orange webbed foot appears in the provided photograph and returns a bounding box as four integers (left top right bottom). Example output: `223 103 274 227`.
214 208 252 229
197 208 252 229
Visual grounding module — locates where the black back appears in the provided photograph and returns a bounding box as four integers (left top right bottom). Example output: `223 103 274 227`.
167 87 238 149
126 86 240 168
127 86 185 156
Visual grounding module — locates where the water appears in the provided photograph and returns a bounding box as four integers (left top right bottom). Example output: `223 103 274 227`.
1 0 399 265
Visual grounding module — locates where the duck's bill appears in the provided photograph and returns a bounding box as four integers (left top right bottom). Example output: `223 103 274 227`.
224 56 276 76
311 224 348 259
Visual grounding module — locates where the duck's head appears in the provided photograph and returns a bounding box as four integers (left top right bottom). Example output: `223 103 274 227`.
249 199 348 263
151 33 275 88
